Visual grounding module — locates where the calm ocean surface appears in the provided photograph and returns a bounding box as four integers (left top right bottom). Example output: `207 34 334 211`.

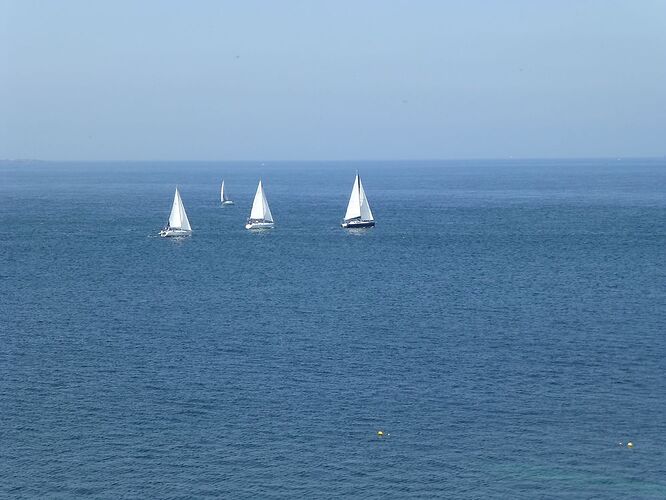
1 159 665 498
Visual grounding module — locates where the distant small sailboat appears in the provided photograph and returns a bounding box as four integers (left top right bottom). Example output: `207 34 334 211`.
341 172 375 228
245 180 274 229
220 179 234 205
160 187 192 237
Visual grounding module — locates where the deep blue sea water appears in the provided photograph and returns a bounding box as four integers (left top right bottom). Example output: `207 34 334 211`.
1 159 665 498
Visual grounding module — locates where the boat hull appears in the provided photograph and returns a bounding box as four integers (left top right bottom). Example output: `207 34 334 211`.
245 221 274 230
222 200 234 205
160 229 192 237
341 220 375 228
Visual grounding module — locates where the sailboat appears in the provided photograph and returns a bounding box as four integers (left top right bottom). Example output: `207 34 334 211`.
220 180 234 205
341 172 375 228
245 180 274 229
160 187 192 237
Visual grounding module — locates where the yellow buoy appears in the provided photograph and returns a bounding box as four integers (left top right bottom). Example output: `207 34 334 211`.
377 430 384 437
627 442 634 448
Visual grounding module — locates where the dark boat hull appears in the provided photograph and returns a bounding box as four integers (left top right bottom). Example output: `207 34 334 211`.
341 220 375 228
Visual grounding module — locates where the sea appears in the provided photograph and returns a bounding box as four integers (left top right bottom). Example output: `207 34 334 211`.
1 158 665 498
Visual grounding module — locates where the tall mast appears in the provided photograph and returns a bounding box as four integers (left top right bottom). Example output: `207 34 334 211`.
357 171 362 219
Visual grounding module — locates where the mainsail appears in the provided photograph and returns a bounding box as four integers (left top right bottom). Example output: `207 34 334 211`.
168 188 192 231
344 173 374 222
249 180 273 222
220 179 235 205
220 180 229 203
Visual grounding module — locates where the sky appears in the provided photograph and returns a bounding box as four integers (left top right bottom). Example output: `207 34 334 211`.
1 0 665 161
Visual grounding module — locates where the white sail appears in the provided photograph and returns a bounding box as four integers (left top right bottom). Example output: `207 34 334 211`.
344 175 361 221
358 177 374 221
168 188 191 231
249 180 273 222
344 173 374 221
220 180 227 203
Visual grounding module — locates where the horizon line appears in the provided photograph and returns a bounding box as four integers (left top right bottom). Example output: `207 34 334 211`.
1 155 665 164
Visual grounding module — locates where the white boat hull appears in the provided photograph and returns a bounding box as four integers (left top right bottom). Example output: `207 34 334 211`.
222 200 234 205
245 221 274 230
160 228 192 237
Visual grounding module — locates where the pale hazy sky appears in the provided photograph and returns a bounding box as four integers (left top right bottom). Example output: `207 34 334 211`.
1 0 665 160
